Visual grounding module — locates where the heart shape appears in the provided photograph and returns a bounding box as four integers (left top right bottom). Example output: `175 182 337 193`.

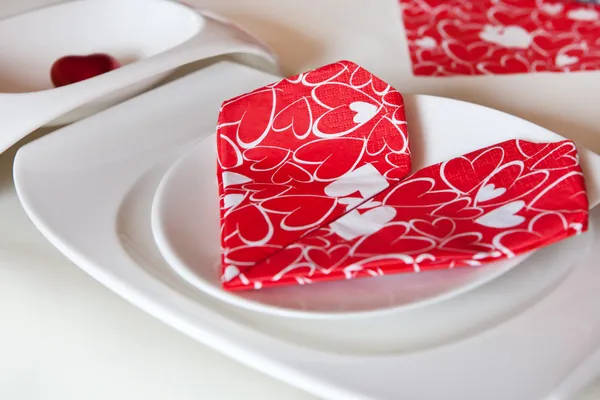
272 162 313 184
433 197 483 220
439 232 494 254
441 146 503 194
443 40 493 63
531 33 577 56
329 206 397 240
272 97 313 139
217 88 275 149
478 24 533 49
555 54 579 68
260 195 338 231
352 223 436 256
324 163 389 199
305 245 351 273
312 85 383 137
475 184 506 203
539 3 564 16
243 146 290 172
366 116 409 155
477 54 530 75
475 200 526 228
222 204 273 246
530 141 578 170
474 162 549 206
384 177 459 208
487 8 533 29
349 101 379 124
411 217 456 240
50 53 120 87
243 183 292 201
438 20 484 41
294 137 366 181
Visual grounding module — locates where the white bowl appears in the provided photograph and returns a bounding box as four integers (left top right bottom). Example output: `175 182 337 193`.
0 0 201 125
0 0 276 151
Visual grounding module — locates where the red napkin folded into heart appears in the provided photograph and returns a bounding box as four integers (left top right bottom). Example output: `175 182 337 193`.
216 60 588 291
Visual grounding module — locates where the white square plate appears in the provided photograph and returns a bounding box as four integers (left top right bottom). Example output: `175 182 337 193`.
13 61 600 400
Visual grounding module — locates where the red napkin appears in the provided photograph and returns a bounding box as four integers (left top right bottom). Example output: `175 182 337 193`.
216 61 588 291
400 0 600 76
217 61 410 271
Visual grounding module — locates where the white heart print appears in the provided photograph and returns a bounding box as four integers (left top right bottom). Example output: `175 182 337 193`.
223 193 245 209
325 163 389 199
479 25 532 49
349 101 379 124
567 8 599 21
475 200 526 228
222 171 252 187
556 54 579 67
221 265 240 282
415 36 437 49
476 183 506 203
540 3 563 16
330 206 397 240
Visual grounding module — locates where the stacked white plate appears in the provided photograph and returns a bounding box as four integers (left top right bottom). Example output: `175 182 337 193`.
13 61 600 400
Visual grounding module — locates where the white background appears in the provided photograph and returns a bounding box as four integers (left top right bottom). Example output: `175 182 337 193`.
1 0 600 399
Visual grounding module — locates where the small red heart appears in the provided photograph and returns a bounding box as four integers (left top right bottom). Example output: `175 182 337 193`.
294 137 366 181
478 55 530 75
353 223 434 256
383 177 459 208
439 232 493 254
411 62 437 76
218 88 275 148
432 197 483 219
272 97 312 139
50 53 120 87
411 217 456 240
222 204 272 245
272 161 313 184
260 195 337 231
532 33 577 56
305 245 350 273
438 20 483 41
243 183 292 201
366 116 409 155
444 41 492 64
243 146 290 172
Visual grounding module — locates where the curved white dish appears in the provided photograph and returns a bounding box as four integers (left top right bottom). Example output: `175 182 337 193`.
151 135 533 318
0 0 276 151
13 61 600 400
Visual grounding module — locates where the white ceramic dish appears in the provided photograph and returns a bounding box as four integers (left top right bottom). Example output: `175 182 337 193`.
151 135 534 318
13 61 600 399
0 0 275 151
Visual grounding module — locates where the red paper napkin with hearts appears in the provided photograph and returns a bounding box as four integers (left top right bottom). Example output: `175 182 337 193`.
216 60 589 291
400 0 600 76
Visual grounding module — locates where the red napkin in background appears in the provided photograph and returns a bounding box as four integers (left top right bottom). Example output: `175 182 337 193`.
216 61 588 291
399 0 600 76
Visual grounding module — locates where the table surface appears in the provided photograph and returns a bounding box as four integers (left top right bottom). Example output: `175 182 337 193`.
1 1 600 399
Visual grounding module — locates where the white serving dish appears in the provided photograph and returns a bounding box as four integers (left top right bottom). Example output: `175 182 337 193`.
13 61 600 400
0 0 276 151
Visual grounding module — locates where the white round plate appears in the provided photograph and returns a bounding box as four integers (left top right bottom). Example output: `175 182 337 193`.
152 137 529 318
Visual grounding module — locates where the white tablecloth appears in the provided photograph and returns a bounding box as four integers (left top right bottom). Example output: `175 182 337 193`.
1 1 600 399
